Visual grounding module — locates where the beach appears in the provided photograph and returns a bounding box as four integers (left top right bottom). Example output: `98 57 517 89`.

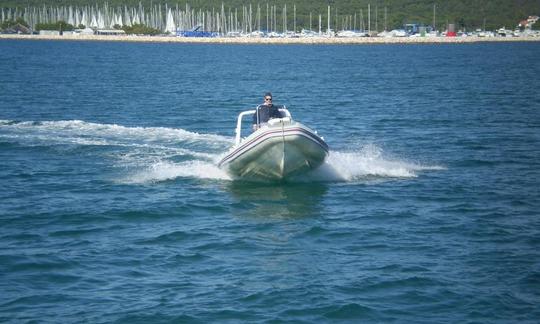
2 33 540 44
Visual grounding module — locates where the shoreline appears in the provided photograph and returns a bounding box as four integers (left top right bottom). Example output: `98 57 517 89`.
2 34 540 44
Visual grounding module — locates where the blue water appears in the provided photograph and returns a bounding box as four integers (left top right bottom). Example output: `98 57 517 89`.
1 40 539 322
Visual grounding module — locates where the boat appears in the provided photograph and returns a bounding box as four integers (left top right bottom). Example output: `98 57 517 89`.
218 107 329 181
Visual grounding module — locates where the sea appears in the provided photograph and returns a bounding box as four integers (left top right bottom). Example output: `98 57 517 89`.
1 39 539 323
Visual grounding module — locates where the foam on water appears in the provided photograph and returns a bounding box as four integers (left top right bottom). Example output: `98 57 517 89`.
0 119 230 155
1 120 443 184
125 144 443 184
0 119 233 147
122 160 231 184
0 119 232 184
295 144 445 183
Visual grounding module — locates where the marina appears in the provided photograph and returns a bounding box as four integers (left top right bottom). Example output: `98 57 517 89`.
1 3 539 43
2 33 540 44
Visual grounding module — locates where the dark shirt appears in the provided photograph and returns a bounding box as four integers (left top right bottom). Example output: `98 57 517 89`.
253 104 283 125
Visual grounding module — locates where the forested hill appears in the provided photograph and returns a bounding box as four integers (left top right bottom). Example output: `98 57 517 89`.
1 0 539 31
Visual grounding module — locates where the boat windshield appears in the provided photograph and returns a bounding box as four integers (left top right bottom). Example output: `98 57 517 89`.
234 108 291 145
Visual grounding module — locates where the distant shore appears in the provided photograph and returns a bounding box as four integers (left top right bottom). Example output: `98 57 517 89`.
2 34 540 44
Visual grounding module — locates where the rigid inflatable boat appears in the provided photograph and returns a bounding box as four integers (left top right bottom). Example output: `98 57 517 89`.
218 108 329 180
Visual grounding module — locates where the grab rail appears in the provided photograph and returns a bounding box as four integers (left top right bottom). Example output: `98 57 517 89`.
235 110 256 146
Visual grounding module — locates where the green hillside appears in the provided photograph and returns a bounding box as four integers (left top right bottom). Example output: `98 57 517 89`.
1 0 539 31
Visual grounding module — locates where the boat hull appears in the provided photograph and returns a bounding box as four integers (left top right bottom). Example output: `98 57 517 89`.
219 122 328 180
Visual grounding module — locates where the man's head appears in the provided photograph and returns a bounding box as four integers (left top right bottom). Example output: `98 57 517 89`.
264 92 272 104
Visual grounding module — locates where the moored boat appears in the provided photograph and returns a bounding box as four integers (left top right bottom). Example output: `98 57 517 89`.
218 108 329 181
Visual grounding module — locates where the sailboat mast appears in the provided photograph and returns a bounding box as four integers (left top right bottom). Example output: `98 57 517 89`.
327 5 330 33
433 3 436 31
384 7 387 31
293 4 296 33
368 4 370 35
375 5 378 32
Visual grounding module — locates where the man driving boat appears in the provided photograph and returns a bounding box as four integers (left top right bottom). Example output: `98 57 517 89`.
252 92 283 131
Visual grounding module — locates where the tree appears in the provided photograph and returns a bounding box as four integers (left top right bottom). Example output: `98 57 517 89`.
1 17 29 29
34 21 74 31
122 23 160 35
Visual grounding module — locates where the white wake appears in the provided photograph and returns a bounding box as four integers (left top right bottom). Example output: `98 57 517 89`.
1 120 444 184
